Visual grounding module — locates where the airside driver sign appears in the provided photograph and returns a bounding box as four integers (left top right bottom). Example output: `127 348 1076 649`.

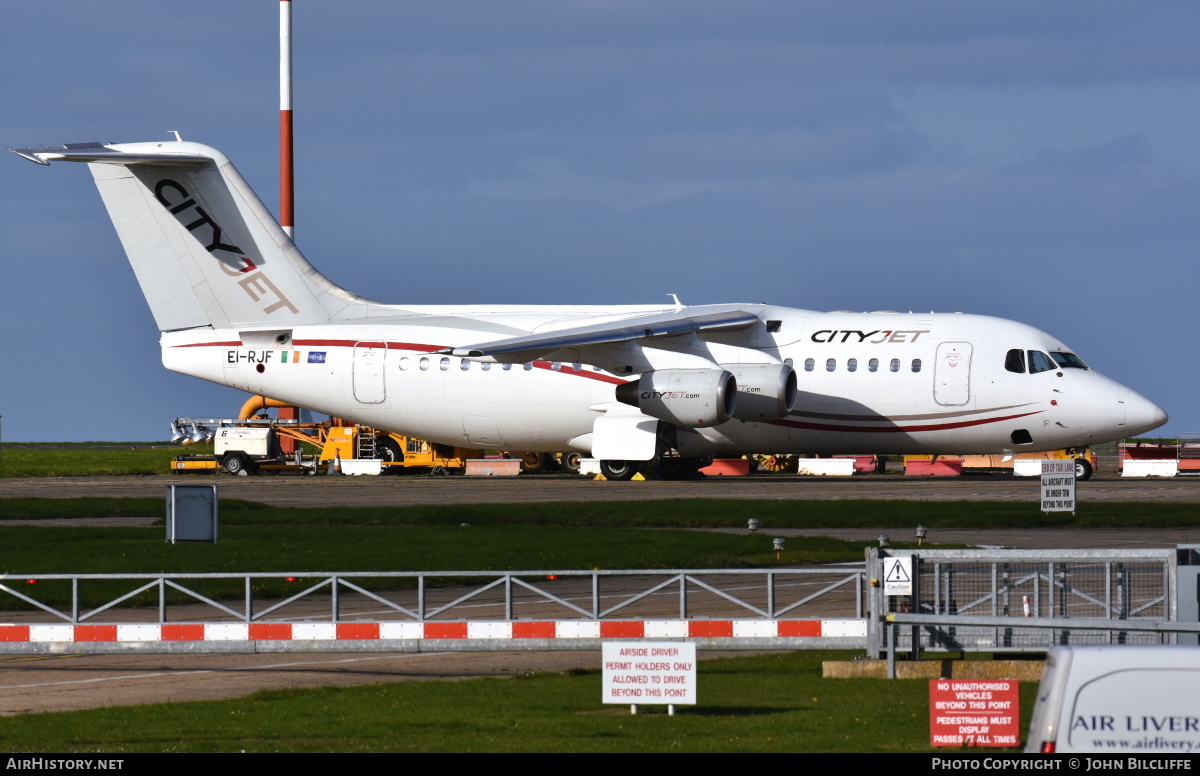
1041 459 1076 514
603 642 696 705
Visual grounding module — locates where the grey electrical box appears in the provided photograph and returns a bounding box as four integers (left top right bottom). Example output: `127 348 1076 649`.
1177 544 1200 645
166 484 219 543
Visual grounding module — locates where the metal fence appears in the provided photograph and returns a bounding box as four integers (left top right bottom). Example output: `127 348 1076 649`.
0 567 865 626
866 548 1181 655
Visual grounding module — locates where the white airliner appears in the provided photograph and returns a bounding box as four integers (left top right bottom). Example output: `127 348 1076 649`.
12 139 1167 479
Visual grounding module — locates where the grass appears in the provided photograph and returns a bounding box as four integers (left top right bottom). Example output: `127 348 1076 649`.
3 495 1199 529
0 524 878 574
0 445 208 478
0 524 893 608
0 651 1039 752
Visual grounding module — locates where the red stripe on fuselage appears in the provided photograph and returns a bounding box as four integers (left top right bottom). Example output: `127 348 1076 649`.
173 340 243 347
771 410 1042 434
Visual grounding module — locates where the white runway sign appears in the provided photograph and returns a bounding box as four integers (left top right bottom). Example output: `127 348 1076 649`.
602 642 697 706
1040 460 1076 513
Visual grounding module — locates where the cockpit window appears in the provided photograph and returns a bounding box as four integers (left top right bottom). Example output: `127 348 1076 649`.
1028 351 1056 374
1005 349 1026 374
1049 352 1088 370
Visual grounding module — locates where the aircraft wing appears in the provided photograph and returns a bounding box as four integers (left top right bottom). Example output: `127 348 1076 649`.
442 304 762 362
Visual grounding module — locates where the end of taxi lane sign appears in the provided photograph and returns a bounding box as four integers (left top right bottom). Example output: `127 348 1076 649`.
1040 459 1076 514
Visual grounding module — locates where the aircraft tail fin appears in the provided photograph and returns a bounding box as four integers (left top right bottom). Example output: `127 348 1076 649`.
11 140 372 332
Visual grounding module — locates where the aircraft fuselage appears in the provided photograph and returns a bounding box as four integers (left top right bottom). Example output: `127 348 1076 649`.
163 305 1163 456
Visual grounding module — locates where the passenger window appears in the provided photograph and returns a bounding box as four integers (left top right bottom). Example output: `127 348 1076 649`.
1028 351 1056 374
868 358 879 373
847 358 857 373
439 357 450 371
419 357 430 371
890 358 899 373
523 363 533 371
826 358 836 372
1005 349 1026 374
804 358 814 372
460 360 471 371
551 362 562 371
481 362 491 372
398 357 410 371
911 358 922 373
502 363 512 371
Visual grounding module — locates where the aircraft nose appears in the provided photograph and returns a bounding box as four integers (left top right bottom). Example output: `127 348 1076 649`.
1124 391 1168 436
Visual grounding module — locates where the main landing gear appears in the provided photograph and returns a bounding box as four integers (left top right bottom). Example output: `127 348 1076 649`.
598 456 711 481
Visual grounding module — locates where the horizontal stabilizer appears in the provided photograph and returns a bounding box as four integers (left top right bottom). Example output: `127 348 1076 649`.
11 142 211 167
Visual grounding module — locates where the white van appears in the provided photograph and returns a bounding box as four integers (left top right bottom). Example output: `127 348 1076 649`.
1026 645 1200 753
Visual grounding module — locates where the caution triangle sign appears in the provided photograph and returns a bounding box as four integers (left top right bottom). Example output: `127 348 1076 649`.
883 557 913 595
885 560 910 583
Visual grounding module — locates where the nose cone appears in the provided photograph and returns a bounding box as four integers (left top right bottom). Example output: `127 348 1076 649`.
1125 391 1168 437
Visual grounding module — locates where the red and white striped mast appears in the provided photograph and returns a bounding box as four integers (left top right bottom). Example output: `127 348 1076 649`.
279 0 294 240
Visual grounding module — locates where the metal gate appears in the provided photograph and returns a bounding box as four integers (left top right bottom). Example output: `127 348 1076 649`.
867 548 1177 655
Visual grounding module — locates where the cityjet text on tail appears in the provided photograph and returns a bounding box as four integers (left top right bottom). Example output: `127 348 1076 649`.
11 139 1166 479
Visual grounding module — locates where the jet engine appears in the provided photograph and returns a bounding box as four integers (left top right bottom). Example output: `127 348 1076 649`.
614 369 737 428
721 363 797 422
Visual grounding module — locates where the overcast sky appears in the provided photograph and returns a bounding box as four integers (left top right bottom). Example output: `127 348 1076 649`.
2 1 1197 442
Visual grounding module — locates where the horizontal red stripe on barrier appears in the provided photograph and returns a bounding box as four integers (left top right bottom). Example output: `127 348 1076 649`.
335 623 380 640
600 621 645 638
75 625 117 642
250 623 293 641
0 626 29 642
424 622 469 639
688 621 734 638
512 621 556 639
777 620 822 637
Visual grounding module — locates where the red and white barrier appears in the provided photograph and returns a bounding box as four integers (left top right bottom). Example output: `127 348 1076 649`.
0 618 865 645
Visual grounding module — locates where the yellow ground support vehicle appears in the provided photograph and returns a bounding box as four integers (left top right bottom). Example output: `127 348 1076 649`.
903 447 1096 480
171 418 481 475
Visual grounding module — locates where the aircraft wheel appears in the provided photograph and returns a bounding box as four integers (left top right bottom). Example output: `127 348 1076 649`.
377 438 403 475
222 453 255 476
599 460 639 481
559 452 582 475
519 452 552 474
1074 458 1093 481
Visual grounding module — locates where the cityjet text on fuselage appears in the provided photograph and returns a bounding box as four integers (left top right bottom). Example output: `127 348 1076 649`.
809 329 929 344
